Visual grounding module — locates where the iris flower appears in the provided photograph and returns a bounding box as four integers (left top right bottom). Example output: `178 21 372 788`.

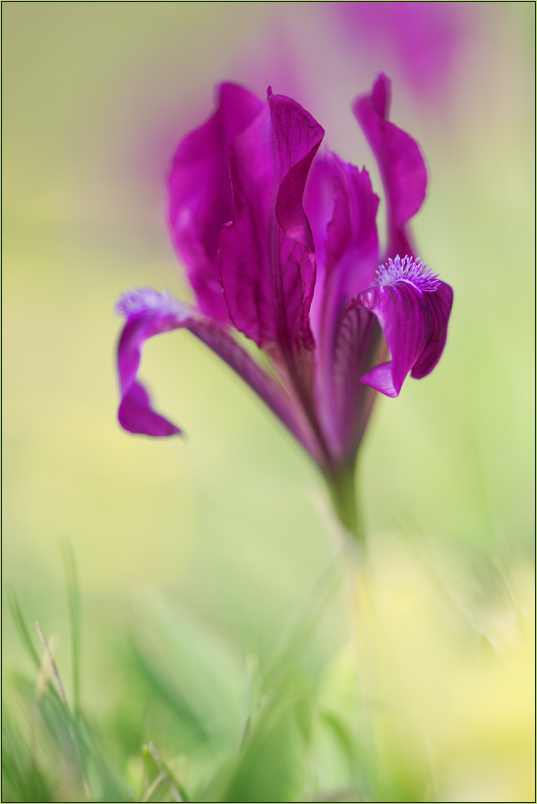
115 75 453 539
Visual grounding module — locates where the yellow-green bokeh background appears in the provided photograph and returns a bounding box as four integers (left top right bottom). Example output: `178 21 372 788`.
3 3 534 801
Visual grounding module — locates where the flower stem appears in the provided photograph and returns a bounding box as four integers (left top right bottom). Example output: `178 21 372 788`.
323 460 364 544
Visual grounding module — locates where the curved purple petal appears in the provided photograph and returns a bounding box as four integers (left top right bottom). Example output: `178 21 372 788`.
304 152 380 457
116 289 192 436
321 152 380 330
119 380 180 437
356 283 428 397
353 74 427 258
344 275 452 398
218 89 324 353
303 156 334 339
305 153 379 339
167 83 264 321
115 288 321 459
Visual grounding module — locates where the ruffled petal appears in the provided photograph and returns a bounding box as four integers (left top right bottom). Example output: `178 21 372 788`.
353 74 427 258
345 276 452 398
218 89 324 352
167 83 264 321
115 288 321 459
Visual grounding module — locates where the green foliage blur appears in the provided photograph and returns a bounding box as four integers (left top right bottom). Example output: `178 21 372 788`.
3 3 534 802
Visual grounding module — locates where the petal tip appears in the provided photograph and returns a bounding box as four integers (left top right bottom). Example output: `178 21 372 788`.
117 381 183 438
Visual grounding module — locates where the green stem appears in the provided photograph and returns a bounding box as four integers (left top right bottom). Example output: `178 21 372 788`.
322 460 364 544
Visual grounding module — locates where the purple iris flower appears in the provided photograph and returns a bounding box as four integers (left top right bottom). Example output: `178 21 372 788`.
115 75 453 538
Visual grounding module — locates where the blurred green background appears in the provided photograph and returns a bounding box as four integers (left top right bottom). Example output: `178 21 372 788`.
3 3 534 802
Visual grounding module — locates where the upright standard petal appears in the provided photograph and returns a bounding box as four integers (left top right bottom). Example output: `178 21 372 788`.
346 257 453 398
305 152 380 457
303 156 335 340
353 74 427 258
167 83 264 321
116 288 321 460
320 153 379 329
305 153 379 337
218 89 324 353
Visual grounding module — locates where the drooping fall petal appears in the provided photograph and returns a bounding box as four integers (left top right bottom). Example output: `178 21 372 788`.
347 258 453 398
119 380 180 438
218 89 324 353
116 288 320 458
353 74 427 258
167 83 264 321
117 289 192 436
357 283 428 397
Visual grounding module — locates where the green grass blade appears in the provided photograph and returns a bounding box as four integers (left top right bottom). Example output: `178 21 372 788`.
262 559 340 694
60 537 81 717
127 637 212 747
2 708 55 803
6 587 41 670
